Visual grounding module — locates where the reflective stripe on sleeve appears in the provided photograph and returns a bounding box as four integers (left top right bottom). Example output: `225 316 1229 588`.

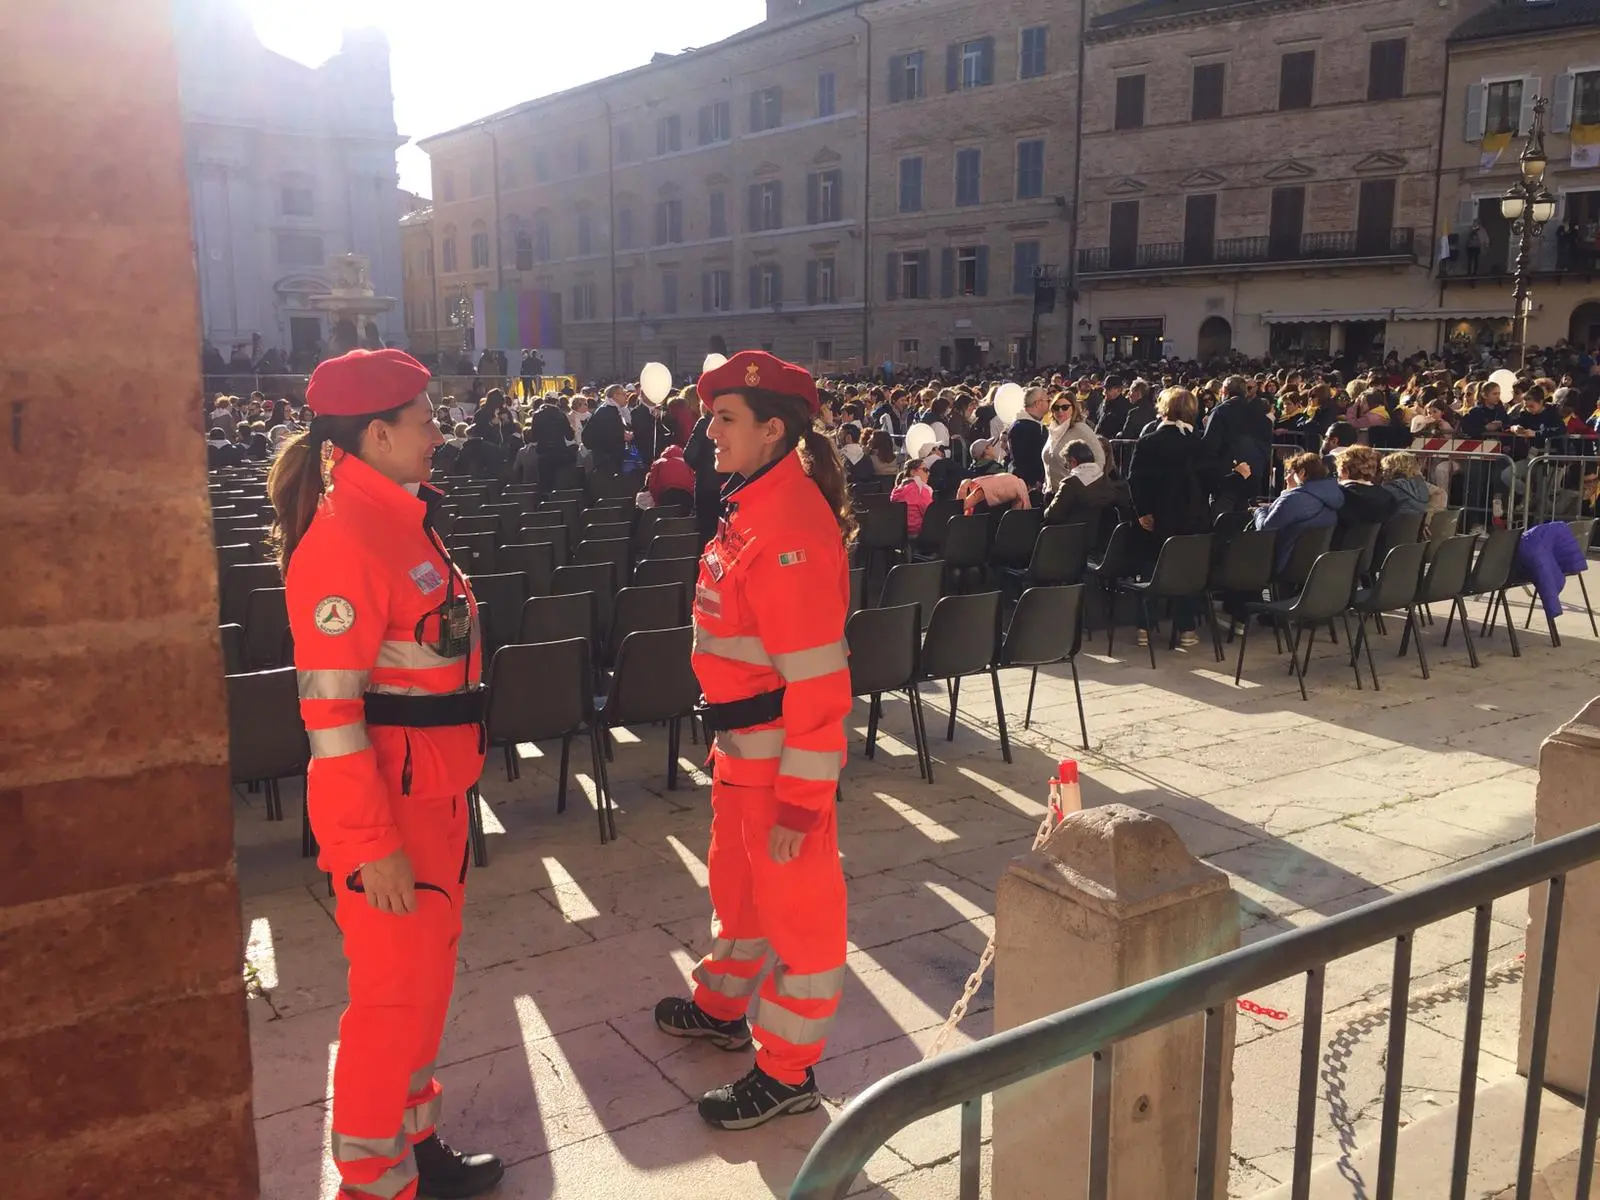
771 640 849 683
692 625 773 667
401 1092 443 1137
307 722 371 759
297 668 370 701
778 745 842 782
718 728 786 759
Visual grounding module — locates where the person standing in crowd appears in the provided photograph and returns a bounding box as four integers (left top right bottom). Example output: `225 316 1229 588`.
655 350 852 1131
583 384 630 475
268 348 503 1200
1043 394 1102 494
529 390 577 483
1122 378 1157 438
890 456 934 536
1203 375 1272 510
1126 387 1225 648
1095 375 1128 435
1007 386 1050 497
684 391 727 546
519 348 544 396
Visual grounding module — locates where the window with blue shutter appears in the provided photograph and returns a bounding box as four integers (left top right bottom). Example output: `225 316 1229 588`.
1013 241 1041 294
955 148 981 206
899 157 923 213
1020 27 1047 79
1016 140 1044 199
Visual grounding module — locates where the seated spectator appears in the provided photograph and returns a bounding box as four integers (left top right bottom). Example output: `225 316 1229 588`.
1253 451 1344 571
206 427 245 468
645 443 697 505
1380 450 1445 515
889 457 934 536
837 422 866 467
244 421 271 460
1043 440 1128 526
1411 397 1459 436
957 472 1032 515
1333 444 1398 527
868 429 899 476
967 437 1005 476
1343 390 1392 430
1320 420 1358 473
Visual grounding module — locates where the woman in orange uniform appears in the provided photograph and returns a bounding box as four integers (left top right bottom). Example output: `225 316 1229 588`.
268 348 504 1200
654 350 855 1130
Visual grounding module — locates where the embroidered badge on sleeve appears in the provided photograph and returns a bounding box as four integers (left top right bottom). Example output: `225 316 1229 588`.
777 550 808 567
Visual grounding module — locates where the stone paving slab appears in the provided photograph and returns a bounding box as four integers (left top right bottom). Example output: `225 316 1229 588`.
238 581 1600 1198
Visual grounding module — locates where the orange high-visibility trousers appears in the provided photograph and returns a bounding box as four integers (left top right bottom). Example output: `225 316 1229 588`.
329 791 467 1200
691 775 849 1085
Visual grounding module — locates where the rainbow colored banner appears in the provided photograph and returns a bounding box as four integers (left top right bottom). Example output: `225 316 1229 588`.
473 288 563 351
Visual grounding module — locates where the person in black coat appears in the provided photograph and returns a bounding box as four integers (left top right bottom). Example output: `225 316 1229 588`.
1333 444 1399 529
1094 375 1128 437
582 386 629 475
628 399 662 468
683 403 727 546
1202 375 1273 510
1006 387 1050 496
1121 380 1157 439
529 396 576 483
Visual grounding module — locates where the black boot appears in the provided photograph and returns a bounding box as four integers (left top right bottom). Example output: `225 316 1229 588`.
413 1133 504 1199
698 1065 820 1130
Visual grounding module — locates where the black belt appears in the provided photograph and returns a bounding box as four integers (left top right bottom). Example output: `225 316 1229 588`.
695 688 785 734
364 689 486 728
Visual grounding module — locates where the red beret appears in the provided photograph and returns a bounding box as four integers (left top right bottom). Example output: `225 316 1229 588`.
697 350 819 417
305 348 432 418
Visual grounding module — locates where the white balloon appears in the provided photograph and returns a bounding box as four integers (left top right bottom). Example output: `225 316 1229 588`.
639 361 673 404
1488 368 1519 399
904 422 938 460
994 382 1028 424
702 353 729 374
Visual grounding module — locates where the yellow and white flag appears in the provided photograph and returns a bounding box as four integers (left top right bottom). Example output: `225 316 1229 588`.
1572 124 1600 169
1480 131 1512 172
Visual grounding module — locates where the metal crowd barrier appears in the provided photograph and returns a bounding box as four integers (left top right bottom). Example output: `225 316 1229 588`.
1516 453 1600 530
1377 445 1516 532
788 821 1600 1200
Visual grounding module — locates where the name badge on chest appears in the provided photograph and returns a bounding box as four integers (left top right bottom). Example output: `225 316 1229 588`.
703 546 726 582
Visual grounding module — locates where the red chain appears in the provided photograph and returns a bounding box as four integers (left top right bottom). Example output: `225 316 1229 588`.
1237 997 1290 1021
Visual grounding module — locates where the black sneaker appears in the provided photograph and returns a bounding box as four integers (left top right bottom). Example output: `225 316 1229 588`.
698 1065 821 1130
654 996 753 1051
414 1132 504 1199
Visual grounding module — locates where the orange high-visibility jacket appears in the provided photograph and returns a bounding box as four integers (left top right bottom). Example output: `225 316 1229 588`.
285 452 485 873
692 452 851 831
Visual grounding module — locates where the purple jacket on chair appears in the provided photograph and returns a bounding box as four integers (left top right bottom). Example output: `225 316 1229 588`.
1517 522 1587 620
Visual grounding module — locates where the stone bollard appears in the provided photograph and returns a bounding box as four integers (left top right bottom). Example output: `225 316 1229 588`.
992 804 1240 1200
1519 697 1600 1094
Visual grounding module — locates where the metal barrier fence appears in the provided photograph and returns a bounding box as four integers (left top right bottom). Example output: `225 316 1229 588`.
788 821 1600 1200
1377 447 1516 532
1517 453 1600 530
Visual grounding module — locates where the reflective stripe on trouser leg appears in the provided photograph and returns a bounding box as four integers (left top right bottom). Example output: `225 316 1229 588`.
694 780 765 1022
693 916 770 1011
402 1060 442 1144
331 1128 418 1199
752 963 845 1085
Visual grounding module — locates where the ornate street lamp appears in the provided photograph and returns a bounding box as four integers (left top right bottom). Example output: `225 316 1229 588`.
1500 96 1558 367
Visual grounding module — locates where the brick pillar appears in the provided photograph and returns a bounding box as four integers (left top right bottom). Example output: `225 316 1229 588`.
0 5 259 1199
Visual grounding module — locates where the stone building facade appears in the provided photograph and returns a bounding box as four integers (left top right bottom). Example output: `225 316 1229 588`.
413 0 1574 378
1437 0 1600 355
400 206 444 355
176 0 406 360
1075 0 1458 363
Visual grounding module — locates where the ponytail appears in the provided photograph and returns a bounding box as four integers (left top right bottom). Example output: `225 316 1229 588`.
799 426 858 543
266 428 327 575
893 456 924 490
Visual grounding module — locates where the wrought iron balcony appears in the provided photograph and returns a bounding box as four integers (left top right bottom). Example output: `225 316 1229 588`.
1076 228 1416 275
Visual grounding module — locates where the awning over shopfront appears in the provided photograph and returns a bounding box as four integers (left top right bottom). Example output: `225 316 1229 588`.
1260 308 1512 324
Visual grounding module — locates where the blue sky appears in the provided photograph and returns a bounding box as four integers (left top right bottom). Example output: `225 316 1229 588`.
242 0 769 196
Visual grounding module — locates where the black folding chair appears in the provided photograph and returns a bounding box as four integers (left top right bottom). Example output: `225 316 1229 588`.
633 557 700 593
449 531 497 574
1113 533 1215 667
646 533 702 561
498 543 556 597
1236 549 1364 701
1015 522 1091 589
1403 535 1481 669
1459 527 1522 658
221 562 281 628
1522 518 1598 638
1000 585 1088 747
846 603 931 780
218 623 248 675
606 583 688 669
519 590 596 652
554 562 618 641
880 560 944 628
858 502 910 585
483 639 598 818
1086 522 1143 642
226 668 312 854
1348 540 1428 688
918 590 1010 766
1208 529 1278 658
574 537 632 583
848 567 866 617
941 513 992 594
991 509 1043 571
244 587 293 669
467 572 531 659
913 498 962 558
592 626 700 843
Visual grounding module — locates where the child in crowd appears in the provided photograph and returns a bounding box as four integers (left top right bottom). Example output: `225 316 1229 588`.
889 457 934 535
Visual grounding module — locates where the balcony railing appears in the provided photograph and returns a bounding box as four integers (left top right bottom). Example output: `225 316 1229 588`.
1077 227 1416 274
